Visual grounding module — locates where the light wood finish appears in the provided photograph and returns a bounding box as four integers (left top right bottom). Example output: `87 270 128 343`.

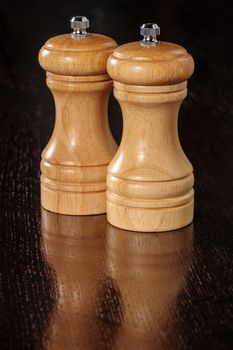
107 41 194 231
108 41 194 85
39 34 117 76
39 33 117 215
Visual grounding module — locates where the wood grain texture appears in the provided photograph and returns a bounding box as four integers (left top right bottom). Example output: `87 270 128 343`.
107 41 194 85
107 42 194 231
39 34 117 76
39 33 117 215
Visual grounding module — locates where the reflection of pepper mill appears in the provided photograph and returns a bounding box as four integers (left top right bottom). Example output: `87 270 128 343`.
107 23 194 232
39 16 117 215
105 223 193 349
41 209 106 350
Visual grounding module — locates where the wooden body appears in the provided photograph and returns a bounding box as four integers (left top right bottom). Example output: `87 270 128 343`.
39 34 117 215
107 41 194 231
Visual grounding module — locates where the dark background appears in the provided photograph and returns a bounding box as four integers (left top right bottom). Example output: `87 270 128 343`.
1 0 232 221
0 0 233 349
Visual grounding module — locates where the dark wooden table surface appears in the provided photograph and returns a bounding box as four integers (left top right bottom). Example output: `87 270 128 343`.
0 0 233 349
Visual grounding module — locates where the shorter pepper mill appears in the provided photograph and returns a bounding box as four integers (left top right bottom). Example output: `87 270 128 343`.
39 16 117 215
107 23 195 232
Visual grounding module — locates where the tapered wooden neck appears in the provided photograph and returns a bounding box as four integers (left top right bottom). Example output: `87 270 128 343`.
43 73 115 167
111 81 192 181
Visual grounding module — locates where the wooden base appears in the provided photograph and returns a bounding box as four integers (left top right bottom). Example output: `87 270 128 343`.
107 190 194 232
41 173 106 216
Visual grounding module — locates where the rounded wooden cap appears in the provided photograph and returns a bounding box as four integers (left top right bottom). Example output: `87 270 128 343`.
107 41 194 86
39 33 117 76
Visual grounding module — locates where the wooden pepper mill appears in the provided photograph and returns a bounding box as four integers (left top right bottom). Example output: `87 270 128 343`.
107 23 195 232
39 16 117 215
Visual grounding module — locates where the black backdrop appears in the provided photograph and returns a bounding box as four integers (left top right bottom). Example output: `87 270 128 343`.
1 0 232 221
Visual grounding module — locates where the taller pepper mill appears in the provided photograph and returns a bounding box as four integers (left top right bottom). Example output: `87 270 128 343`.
107 23 195 232
39 17 117 215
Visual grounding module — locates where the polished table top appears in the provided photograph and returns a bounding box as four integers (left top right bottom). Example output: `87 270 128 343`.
41 210 193 350
1 202 233 349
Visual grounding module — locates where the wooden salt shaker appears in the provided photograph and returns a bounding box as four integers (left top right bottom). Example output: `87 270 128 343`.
107 23 194 231
39 17 117 215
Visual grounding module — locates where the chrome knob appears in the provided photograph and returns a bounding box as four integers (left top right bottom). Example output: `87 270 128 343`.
70 16 89 35
140 23 160 44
